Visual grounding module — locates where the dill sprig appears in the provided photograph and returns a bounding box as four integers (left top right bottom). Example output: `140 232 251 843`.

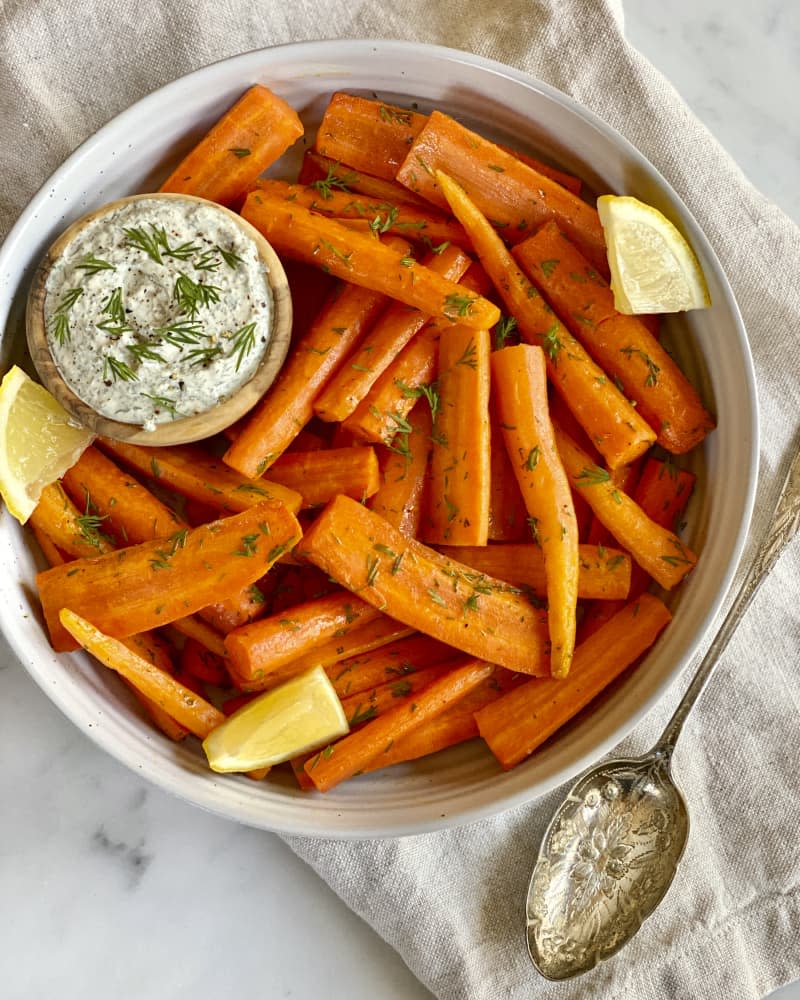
443 293 476 319
127 342 167 364
103 355 138 383
76 253 115 275
215 245 243 270
141 393 180 417
310 163 358 200
173 274 221 318
187 345 224 366
153 320 205 346
230 322 257 371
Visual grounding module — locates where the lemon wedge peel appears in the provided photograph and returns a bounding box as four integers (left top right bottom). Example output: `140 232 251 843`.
597 195 711 315
203 665 350 773
0 366 94 523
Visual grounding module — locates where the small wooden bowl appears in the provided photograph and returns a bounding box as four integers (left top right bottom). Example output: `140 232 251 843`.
26 193 292 446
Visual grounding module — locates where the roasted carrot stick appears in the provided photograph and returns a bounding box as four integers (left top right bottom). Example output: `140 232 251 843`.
98 439 303 516
554 425 697 589
424 324 491 545
491 345 579 677
295 495 550 675
369 402 432 537
298 150 431 209
396 111 608 270
38 502 301 652
159 84 304 206
313 244 472 422
497 144 582 195
487 409 529 541
436 543 631 601
514 223 716 453
29 482 114 560
475 594 671 769
122 632 189 742
30 523 69 567
265 447 381 508
240 193 500 331
339 662 456 728
434 170 656 470
223 280 388 477
304 658 493 791
585 459 644 547
326 633 459 699
61 609 226 739
168 616 228 659
180 638 229 686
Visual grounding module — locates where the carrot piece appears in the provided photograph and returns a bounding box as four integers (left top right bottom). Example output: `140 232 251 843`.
244 767 271 782
29 482 114 560
122 632 189 742
61 609 226 738
423 325 491 545
554 425 697 589
159 84 303 207
98 438 302 516
304 658 493 791
514 223 716 453
396 111 607 271
295 495 550 675
487 410 529 541
476 594 672 769
223 281 389 478
437 543 631 601
180 638 229 686
326 633 459 699
224 592 381 682
239 193 501 331
298 150 431 208
37 502 301 652
233 615 415 693
313 245 472 423
497 144 582 195
124 678 190 742
30 522 70 567
369 402 432 537
265 447 380 508
314 92 428 181
434 170 656 470
339 662 456 728
585 459 644 547
491 345 579 677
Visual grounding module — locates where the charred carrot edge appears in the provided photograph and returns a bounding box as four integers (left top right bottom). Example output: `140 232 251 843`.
314 92 428 181
223 280 389 478
396 111 608 271
159 84 304 207
491 344 579 677
514 223 716 453
266 447 381 508
61 609 226 739
304 658 493 791
554 425 697 590
423 325 491 545
38 502 301 652
239 193 501 331
476 594 672 769
369 402 432 538
29 482 114 560
298 150 431 208
224 592 381 681
314 244 472 423
234 616 416 693
339 662 456 729
434 170 656 470
295 495 550 675
326 633 460 699
487 407 529 541
436 543 631 601
497 143 582 195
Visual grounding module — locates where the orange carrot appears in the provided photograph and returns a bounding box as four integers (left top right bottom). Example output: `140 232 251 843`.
62 609 225 738
30 523 69 567
298 150 431 209
423 324 491 545
436 543 631 601
514 223 716 453
223 279 388 477
224 592 382 682
265 447 381 507
239 193 500 330
326 633 459 699
304 658 493 791
434 169 656 470
295 495 550 675
29 482 114 559
180 638 229 686
498 144 582 195
159 84 303 207
38 502 301 652
125 679 190 743
585 459 644 547
475 594 671 769
369 402 432 537
396 111 608 270
339 662 456 728
554 425 697 589
313 244 472 422
122 632 189 742
487 410 529 541
491 345 579 677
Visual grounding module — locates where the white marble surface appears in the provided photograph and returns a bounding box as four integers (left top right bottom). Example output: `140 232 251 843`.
1 3 798 999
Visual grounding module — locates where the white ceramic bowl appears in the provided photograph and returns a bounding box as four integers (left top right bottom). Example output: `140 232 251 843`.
0 40 758 838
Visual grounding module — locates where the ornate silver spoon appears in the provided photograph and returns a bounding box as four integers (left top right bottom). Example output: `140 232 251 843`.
527 441 800 980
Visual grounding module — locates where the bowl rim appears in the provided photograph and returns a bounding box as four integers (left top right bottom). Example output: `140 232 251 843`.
0 38 759 838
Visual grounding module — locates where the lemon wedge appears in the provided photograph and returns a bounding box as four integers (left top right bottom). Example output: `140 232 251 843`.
203 665 349 773
0 366 94 523
597 195 711 314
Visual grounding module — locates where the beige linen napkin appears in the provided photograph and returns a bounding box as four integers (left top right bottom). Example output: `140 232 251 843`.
2 1 799 997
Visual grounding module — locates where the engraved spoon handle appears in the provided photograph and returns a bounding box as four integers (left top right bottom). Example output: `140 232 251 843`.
657 442 800 755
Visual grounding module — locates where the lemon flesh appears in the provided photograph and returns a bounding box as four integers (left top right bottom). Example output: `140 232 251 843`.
597 195 711 314
0 366 94 523
203 665 349 773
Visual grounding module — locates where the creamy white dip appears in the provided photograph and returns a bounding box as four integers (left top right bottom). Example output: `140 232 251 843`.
44 197 272 431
